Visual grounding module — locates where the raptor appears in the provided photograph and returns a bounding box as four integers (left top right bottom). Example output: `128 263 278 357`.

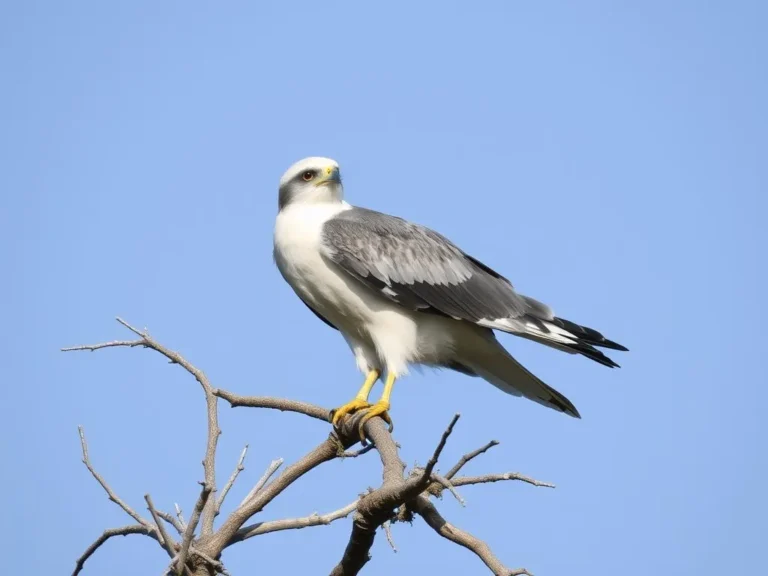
273 157 627 441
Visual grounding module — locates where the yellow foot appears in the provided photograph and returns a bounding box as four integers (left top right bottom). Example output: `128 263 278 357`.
331 398 372 427
358 401 393 443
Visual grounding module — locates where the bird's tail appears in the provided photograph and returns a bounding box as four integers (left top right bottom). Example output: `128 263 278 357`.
460 339 581 418
481 299 628 369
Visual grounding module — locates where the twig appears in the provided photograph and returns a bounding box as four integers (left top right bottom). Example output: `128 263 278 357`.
66 318 222 537
238 458 283 508
431 473 465 506
445 440 499 480
341 444 375 458
383 521 397 552
413 495 530 576
175 504 187 531
62 340 143 352
204 438 342 555
216 445 248 515
232 499 359 543
176 482 213 576
422 414 460 481
77 426 152 529
213 388 329 422
72 525 157 576
157 510 185 534
451 473 555 490
145 494 177 557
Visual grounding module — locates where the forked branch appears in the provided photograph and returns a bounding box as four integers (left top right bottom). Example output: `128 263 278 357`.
66 318 553 576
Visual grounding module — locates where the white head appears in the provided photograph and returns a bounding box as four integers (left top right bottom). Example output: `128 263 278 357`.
278 157 343 210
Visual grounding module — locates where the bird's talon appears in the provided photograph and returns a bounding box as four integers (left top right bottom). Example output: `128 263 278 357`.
331 398 372 428
357 401 392 442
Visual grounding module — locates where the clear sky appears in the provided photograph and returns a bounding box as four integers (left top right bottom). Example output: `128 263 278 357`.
2 1 766 574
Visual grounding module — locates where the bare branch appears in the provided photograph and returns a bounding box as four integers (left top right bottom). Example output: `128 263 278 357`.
213 388 329 422
431 473 465 506
115 317 148 337
341 444 375 458
413 495 531 576
423 413 460 481
177 482 213 576
69 321 550 575
216 445 248 515
445 440 499 480
77 426 152 529
62 339 143 352
383 521 397 552
451 473 555 490
72 525 158 576
157 510 185 534
238 458 284 508
145 494 177 557
232 499 359 542
66 318 222 537
205 436 343 555
330 414 460 576
175 503 187 531
329 418 403 576
359 413 460 515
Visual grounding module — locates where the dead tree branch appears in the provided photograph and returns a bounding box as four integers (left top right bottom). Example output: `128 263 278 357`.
445 440 500 479
216 445 248 516
66 318 554 576
430 472 465 506
77 426 152 529
412 495 532 576
201 433 350 556
175 504 187 531
231 499 360 542
145 493 177 557
176 482 213 576
451 473 556 490
213 388 329 422
66 317 221 537
238 458 283 508
72 525 158 576
158 510 186 534
329 415 460 576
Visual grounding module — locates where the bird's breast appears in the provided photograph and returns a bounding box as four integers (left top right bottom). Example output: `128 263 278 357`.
274 203 371 328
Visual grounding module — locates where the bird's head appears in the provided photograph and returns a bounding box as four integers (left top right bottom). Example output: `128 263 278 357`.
278 157 343 210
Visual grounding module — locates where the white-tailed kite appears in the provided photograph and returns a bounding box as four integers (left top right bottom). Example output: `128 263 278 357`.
273 157 627 439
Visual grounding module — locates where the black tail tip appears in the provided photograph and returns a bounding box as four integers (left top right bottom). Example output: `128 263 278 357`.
601 339 629 352
552 316 628 353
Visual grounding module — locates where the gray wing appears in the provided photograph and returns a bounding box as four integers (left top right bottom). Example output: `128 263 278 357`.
320 207 627 367
320 207 539 324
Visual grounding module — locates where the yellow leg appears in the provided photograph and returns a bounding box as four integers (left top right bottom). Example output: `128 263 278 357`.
331 369 379 427
358 373 396 442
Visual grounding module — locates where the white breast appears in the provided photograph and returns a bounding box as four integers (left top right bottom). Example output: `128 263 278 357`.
273 201 366 328
273 202 459 376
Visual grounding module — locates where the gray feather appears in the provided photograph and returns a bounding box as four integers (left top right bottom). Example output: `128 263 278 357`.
321 207 533 322
321 207 626 369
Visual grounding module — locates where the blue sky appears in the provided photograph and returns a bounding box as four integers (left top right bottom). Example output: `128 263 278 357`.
1 1 766 574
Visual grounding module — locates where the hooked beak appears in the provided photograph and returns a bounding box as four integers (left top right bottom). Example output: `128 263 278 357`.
317 165 341 186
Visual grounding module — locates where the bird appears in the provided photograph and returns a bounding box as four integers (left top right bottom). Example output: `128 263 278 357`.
273 156 627 440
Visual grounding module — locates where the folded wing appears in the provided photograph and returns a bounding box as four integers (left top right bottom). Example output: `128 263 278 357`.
321 207 626 367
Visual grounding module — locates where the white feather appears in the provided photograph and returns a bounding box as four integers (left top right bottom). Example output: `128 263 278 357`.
274 200 459 377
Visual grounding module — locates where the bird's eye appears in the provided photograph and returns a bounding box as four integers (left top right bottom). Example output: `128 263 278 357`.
302 171 315 181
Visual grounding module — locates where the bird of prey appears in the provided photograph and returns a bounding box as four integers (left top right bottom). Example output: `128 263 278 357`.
273 157 627 439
